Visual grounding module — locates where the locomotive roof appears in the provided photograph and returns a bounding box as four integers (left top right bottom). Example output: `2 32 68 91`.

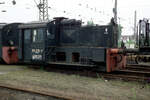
0 23 6 29
18 21 49 29
18 19 82 29
60 19 82 25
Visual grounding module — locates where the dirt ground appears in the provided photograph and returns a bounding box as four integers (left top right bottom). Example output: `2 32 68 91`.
0 65 149 100
0 87 61 100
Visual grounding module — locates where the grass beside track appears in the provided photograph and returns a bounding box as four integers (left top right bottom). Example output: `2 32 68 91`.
0 65 149 100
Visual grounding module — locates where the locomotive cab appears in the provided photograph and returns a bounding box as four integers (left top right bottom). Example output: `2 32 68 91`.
18 17 69 64
139 19 150 48
18 22 48 64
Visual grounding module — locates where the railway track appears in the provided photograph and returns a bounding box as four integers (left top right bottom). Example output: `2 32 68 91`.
0 84 73 100
126 64 150 72
0 64 149 100
107 64 150 82
126 66 150 72
43 64 150 82
100 73 148 82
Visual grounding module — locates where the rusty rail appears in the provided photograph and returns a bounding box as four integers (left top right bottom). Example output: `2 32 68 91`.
0 84 73 100
44 65 150 82
100 73 148 82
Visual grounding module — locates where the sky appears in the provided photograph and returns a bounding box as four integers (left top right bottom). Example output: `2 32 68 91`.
0 0 150 35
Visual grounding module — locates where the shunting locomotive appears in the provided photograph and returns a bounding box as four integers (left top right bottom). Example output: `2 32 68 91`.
135 18 150 64
0 17 126 72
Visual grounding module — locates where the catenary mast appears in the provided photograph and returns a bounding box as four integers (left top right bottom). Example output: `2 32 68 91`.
36 0 49 21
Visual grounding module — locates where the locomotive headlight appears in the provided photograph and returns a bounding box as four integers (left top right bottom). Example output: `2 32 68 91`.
9 40 14 46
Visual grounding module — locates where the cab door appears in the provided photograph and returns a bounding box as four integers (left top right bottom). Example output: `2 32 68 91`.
23 29 32 62
31 28 45 63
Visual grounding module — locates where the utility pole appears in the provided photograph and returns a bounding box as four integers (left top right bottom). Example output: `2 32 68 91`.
113 0 118 47
134 11 137 41
37 0 49 21
114 0 117 24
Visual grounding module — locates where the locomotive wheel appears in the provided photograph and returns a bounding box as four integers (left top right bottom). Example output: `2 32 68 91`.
135 56 142 64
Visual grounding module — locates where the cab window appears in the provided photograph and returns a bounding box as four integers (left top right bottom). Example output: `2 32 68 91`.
32 28 44 43
24 29 31 40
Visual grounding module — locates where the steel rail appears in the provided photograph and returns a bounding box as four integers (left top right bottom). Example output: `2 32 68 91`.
0 84 73 100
